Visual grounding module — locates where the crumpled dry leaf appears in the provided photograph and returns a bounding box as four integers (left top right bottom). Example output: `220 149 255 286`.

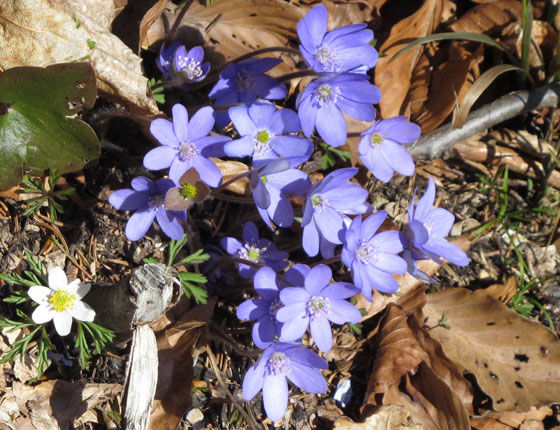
423 288 560 411
12 380 120 430
360 304 472 430
148 298 216 430
449 0 522 35
334 404 422 430
481 277 517 304
0 0 158 114
412 43 484 132
471 406 554 430
214 159 250 195
375 0 445 118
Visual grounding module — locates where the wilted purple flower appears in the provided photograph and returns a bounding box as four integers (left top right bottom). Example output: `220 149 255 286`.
243 342 327 422
164 169 210 211
109 177 186 241
225 103 312 168
237 266 285 348
221 222 289 278
144 104 230 187
297 4 378 73
250 160 311 229
173 45 210 83
276 264 361 352
297 73 380 147
341 211 407 301
157 42 181 80
302 168 370 258
359 116 420 183
209 58 287 108
403 177 469 271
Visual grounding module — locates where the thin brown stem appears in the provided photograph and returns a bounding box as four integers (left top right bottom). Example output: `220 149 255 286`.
215 171 251 192
167 0 195 42
277 69 318 83
212 192 254 204
224 46 302 67
203 256 262 277
311 254 341 267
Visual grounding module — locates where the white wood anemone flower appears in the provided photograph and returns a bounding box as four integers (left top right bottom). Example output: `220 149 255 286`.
28 267 95 336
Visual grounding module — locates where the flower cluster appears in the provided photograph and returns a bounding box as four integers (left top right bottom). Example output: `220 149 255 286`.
106 4 471 423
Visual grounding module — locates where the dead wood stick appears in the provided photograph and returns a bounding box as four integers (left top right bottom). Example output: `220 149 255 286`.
408 83 560 160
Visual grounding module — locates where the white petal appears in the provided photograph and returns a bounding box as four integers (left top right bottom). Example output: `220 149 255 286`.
53 312 73 336
28 286 51 305
48 267 68 291
70 301 95 322
32 305 54 324
66 279 91 299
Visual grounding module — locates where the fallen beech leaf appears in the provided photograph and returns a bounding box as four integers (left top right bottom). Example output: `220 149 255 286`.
334 404 424 429
481 277 517 304
148 298 216 430
375 0 444 118
414 43 484 132
139 0 171 52
214 159 250 195
382 383 440 430
422 288 560 411
450 0 522 35
471 406 553 430
0 0 158 114
13 380 121 430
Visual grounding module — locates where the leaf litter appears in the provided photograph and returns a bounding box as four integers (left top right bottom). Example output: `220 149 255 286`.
0 0 560 428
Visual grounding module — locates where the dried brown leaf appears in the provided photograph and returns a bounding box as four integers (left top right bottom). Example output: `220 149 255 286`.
422 288 560 411
214 158 250 195
334 404 423 429
148 298 216 430
139 0 171 52
13 380 121 430
0 0 158 114
449 0 522 35
375 0 445 118
482 276 517 304
414 43 483 132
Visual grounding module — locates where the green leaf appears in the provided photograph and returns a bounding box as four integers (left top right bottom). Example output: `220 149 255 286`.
178 272 207 284
390 32 507 62
0 63 100 191
87 39 96 49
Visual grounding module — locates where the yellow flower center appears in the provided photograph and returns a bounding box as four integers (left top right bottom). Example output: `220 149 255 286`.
370 133 384 146
256 130 271 143
49 289 76 312
181 183 198 199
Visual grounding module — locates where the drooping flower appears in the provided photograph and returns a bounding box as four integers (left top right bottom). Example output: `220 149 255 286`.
109 177 186 241
164 168 210 211
209 58 287 108
221 222 289 279
359 116 420 183
225 103 313 168
402 177 469 272
28 267 95 336
297 4 378 74
173 45 210 83
243 342 327 422
236 266 285 347
341 211 407 301
276 264 361 352
301 168 370 258
297 73 381 147
250 160 311 229
144 104 230 187
156 42 181 80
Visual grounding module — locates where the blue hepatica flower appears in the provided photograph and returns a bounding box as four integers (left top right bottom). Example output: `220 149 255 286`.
359 116 421 183
157 42 181 80
250 160 311 229
297 4 378 74
236 266 285 348
276 264 361 352
209 58 287 108
243 342 327 422
225 103 313 168
342 211 407 301
301 168 370 258
221 222 289 279
173 45 210 83
297 73 381 147
403 177 469 275
109 177 186 241
144 104 230 187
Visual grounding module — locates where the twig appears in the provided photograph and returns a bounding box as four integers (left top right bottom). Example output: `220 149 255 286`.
408 83 560 160
206 345 262 430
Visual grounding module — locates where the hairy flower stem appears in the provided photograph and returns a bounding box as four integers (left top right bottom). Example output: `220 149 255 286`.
311 254 341 267
211 192 254 204
203 256 263 278
214 171 251 192
277 69 319 83
166 0 195 43
225 47 302 66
